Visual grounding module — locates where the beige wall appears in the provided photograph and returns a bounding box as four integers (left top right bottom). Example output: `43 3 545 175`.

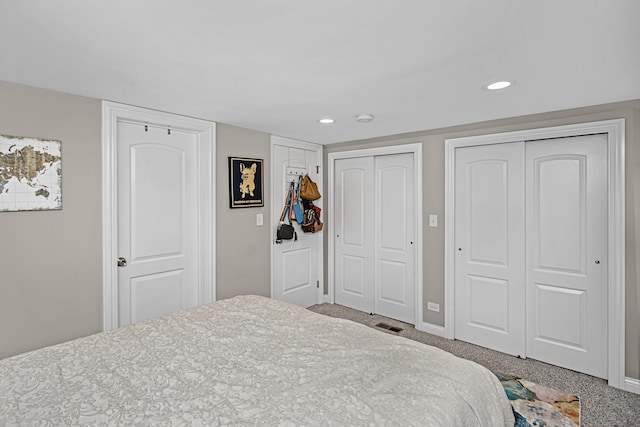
216 124 272 300
0 81 103 359
324 100 640 380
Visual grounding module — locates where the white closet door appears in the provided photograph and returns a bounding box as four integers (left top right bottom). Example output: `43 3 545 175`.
525 134 608 378
334 157 375 313
374 153 415 323
454 142 526 357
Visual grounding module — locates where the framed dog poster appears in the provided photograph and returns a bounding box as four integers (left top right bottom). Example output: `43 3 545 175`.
229 157 264 208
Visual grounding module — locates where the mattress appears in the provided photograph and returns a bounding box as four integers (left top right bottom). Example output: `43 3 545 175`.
0 295 514 426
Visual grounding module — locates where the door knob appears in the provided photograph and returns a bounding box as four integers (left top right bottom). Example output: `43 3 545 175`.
117 257 128 267
594 260 600 264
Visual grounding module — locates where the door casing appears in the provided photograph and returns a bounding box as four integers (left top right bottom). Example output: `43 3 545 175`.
102 101 216 331
328 143 423 327
444 119 625 390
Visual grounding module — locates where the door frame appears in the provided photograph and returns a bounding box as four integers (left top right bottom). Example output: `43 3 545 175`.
328 143 423 327
444 119 625 389
270 135 324 305
101 101 216 331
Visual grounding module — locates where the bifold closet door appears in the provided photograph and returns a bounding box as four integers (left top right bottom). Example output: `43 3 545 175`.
525 134 608 379
454 142 527 357
334 153 415 323
334 157 375 313
374 153 415 323
454 135 608 378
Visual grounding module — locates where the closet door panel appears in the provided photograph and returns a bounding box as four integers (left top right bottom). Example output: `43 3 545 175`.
454 142 526 357
526 134 608 379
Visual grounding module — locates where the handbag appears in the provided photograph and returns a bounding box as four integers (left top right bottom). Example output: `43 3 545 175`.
301 200 323 233
277 222 295 241
276 183 297 242
300 174 321 201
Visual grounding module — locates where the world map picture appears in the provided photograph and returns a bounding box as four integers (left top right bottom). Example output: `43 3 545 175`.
0 135 62 212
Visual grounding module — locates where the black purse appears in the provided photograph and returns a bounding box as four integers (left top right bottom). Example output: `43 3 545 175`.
277 223 295 241
276 182 297 243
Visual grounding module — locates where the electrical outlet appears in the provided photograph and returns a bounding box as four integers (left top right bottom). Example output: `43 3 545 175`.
427 302 440 312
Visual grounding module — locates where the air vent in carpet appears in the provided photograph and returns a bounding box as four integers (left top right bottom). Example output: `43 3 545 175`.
375 322 403 333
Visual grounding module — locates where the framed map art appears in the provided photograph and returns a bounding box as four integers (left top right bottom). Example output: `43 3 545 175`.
0 135 62 212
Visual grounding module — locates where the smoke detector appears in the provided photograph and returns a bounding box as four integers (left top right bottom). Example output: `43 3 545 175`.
355 113 374 123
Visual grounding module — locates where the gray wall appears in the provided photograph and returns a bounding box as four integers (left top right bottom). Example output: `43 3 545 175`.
324 100 640 380
0 81 103 359
216 124 271 300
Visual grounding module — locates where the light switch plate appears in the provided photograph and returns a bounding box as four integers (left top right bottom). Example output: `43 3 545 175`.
256 213 263 226
429 214 438 228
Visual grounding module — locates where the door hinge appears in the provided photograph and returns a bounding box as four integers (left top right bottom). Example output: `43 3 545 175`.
316 165 320 174
317 280 320 289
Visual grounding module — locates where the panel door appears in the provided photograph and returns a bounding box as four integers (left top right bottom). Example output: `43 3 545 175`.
374 153 415 323
454 142 526 357
525 134 608 378
334 157 375 313
117 122 199 326
272 140 322 307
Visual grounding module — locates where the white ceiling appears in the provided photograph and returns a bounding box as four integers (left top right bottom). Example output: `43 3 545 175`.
1 1 639 144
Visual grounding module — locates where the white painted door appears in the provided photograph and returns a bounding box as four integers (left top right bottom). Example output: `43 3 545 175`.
272 138 322 307
454 142 526 357
374 153 415 323
454 135 608 378
525 134 608 378
117 122 199 326
334 157 375 313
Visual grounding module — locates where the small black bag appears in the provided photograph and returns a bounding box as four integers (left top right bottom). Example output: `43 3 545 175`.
277 223 296 241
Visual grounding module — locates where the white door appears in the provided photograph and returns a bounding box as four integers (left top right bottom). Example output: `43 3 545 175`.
334 157 375 313
454 135 608 378
374 153 415 323
117 122 199 326
334 154 416 323
271 138 322 307
525 134 608 378
454 142 526 357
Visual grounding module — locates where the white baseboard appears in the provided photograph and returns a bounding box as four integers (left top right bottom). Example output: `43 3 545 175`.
416 321 447 338
625 377 640 394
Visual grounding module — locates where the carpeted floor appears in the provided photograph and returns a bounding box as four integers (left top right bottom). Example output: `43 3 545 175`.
307 303 640 427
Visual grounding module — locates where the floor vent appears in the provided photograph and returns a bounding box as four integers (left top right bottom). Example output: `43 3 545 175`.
375 322 403 333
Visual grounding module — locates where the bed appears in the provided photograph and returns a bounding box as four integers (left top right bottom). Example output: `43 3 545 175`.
0 295 514 426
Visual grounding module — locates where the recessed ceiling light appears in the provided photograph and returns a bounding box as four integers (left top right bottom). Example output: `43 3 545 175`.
484 80 515 91
318 117 335 124
355 113 374 123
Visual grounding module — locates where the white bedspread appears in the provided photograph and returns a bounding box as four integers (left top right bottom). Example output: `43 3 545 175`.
0 295 514 426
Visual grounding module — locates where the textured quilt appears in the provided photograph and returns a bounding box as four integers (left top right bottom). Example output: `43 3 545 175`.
0 295 514 426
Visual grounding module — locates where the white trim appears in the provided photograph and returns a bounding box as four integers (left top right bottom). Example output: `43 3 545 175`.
270 135 324 306
625 377 640 395
418 322 447 338
327 143 423 328
444 119 625 389
101 101 216 331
